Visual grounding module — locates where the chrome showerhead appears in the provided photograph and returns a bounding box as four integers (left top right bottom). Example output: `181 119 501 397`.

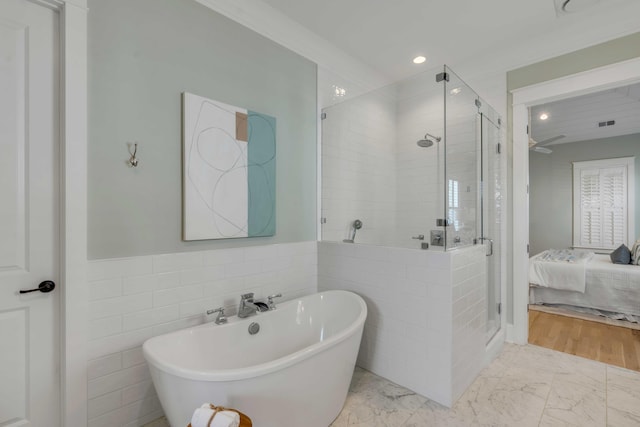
417 133 441 148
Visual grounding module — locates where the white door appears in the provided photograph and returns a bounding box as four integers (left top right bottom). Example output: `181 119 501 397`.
0 0 60 425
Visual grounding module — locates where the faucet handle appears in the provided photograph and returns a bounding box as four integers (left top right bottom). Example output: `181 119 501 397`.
267 293 282 309
241 292 254 300
206 307 227 324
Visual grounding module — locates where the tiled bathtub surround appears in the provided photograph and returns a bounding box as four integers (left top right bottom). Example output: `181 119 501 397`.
86 242 317 427
318 241 487 407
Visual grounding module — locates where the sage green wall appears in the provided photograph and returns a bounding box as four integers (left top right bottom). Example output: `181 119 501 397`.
506 31 640 322
88 0 317 259
529 134 640 256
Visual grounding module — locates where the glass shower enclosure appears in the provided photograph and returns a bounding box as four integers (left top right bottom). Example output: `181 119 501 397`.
321 65 503 341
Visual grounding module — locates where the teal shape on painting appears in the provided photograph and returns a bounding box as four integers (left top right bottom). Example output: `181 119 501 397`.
247 111 276 237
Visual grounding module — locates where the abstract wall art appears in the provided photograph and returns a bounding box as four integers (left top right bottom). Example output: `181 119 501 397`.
182 93 276 240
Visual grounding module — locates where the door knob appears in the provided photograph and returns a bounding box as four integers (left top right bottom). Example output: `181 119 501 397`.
20 280 56 294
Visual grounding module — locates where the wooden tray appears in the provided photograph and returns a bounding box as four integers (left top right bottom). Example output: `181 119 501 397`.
187 404 252 427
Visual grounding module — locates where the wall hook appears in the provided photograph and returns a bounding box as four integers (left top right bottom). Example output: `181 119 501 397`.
128 142 139 167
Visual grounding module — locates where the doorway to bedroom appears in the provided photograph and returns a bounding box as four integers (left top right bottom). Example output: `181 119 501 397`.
526 81 640 370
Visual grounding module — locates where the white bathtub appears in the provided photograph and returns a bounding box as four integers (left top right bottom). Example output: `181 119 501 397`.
143 290 367 427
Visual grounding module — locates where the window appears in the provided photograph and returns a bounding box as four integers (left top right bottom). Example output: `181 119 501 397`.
573 157 635 250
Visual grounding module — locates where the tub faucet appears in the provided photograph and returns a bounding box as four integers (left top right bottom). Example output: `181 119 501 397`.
238 293 259 318
206 307 227 325
267 293 282 310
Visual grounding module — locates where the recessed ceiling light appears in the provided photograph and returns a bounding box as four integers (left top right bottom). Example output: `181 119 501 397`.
539 113 549 120
412 56 426 64
450 87 462 95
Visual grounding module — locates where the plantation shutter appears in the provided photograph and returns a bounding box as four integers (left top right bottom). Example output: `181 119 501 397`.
579 169 601 247
573 158 633 250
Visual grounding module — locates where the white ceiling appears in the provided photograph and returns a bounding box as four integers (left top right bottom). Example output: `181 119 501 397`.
530 82 640 146
260 0 640 82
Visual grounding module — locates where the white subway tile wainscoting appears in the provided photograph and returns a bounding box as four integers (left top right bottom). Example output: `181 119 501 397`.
86 242 317 427
318 241 487 407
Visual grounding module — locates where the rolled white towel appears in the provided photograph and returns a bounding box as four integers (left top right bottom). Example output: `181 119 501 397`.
191 404 240 427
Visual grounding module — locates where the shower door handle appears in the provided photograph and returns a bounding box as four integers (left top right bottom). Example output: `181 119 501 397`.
479 238 493 256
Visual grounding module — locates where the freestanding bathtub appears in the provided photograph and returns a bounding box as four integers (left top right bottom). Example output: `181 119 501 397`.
143 290 367 427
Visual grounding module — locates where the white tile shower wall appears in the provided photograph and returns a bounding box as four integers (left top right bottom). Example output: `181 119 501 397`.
394 72 483 250
451 245 487 402
395 77 444 249
318 241 455 406
317 241 487 408
86 242 317 427
321 87 397 245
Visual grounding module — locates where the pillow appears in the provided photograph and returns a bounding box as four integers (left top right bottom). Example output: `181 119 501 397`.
631 240 640 265
610 244 631 264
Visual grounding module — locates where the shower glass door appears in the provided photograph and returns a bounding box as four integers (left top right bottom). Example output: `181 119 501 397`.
480 109 502 342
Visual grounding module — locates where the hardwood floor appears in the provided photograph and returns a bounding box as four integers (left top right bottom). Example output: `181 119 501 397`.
529 309 640 371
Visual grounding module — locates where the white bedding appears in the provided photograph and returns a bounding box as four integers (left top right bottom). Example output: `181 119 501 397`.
530 254 640 317
529 249 594 293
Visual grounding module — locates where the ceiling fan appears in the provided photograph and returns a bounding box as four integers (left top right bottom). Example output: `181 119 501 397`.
528 134 566 154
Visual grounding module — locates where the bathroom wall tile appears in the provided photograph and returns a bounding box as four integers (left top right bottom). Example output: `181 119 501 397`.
88 363 151 399
119 395 162 425
276 241 316 257
152 251 203 273
86 242 318 425
89 278 123 301
126 410 165 427
123 274 156 295
121 380 156 405
89 293 152 320
122 305 179 332
88 327 155 360
180 265 225 285
121 347 145 369
88 407 123 427
260 255 292 273
353 243 392 262
88 257 153 281
90 316 123 340
153 272 181 290
244 244 278 261
89 395 161 427
179 297 215 318
204 277 244 296
202 247 244 266
224 261 262 278
153 283 203 307
152 314 202 336
88 390 122 419
318 241 356 258
88 353 122 380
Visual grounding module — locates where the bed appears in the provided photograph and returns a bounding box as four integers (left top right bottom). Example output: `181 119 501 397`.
529 249 640 322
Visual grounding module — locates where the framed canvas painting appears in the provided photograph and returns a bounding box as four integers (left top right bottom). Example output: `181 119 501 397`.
182 93 276 240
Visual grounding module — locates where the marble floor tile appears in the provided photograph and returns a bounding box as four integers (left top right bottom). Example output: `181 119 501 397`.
607 406 640 427
401 400 474 427
607 366 640 419
143 343 640 427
